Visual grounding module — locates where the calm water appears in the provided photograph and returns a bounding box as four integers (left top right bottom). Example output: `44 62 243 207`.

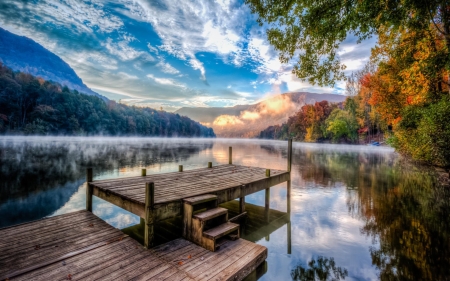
1 136 449 281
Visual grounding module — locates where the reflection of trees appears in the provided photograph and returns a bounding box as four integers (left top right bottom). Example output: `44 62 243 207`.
291 256 348 281
0 139 212 200
0 138 212 226
358 169 450 281
276 144 450 280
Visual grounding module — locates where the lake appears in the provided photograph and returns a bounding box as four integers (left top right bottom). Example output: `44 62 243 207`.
1 136 449 280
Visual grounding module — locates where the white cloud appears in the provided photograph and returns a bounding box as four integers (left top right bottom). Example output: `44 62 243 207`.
120 0 250 81
146 74 186 89
104 38 154 62
156 61 180 74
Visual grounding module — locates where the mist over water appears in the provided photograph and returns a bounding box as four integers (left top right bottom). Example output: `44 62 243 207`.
0 136 449 281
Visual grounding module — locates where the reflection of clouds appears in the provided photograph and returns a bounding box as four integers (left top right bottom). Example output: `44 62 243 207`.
50 184 86 217
105 213 140 229
93 202 114 217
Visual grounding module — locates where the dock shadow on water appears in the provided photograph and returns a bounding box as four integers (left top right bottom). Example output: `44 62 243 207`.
1 137 449 280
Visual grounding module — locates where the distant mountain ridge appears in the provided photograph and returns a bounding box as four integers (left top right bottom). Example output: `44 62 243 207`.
176 92 347 137
0 27 104 99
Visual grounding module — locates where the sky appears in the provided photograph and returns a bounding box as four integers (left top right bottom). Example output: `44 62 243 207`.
0 0 377 111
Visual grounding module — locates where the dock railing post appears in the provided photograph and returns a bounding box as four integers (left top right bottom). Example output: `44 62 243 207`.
208 162 212 168
229 147 232 164
141 168 146 176
239 185 246 214
179 165 183 172
288 138 292 172
86 168 93 212
144 182 154 249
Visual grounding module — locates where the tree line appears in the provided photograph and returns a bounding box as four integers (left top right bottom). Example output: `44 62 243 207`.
0 63 215 138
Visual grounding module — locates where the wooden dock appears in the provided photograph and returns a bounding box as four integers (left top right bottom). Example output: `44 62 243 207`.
0 210 267 281
1 142 293 280
87 145 292 248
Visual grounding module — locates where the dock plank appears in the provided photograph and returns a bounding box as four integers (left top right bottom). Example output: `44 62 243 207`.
1 211 267 281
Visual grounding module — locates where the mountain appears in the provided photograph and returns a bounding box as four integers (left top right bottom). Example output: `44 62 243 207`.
0 27 104 99
175 92 347 138
0 64 215 137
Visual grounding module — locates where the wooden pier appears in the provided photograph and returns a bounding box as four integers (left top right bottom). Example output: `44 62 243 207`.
87 143 292 248
0 210 267 280
1 141 293 280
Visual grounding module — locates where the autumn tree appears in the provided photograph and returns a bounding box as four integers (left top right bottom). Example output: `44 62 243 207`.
245 0 450 87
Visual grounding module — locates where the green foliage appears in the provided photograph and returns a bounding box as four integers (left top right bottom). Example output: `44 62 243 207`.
245 0 448 86
0 63 215 137
392 97 450 167
325 109 359 142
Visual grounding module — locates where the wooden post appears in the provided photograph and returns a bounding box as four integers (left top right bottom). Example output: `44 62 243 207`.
265 235 270 241
86 168 93 212
229 147 232 164
265 169 270 177
179 165 183 172
208 162 212 168
287 138 293 172
265 187 270 222
144 182 154 249
141 168 146 176
287 138 292 215
239 185 245 214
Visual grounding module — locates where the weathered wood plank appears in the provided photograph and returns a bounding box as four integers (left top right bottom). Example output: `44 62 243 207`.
208 244 267 281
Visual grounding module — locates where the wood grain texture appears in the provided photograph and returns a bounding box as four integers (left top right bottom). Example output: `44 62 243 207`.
1 211 267 281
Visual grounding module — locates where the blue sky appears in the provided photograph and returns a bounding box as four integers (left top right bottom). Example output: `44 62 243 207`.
0 0 376 111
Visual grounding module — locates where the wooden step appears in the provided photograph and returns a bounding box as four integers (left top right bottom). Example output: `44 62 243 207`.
193 207 228 221
203 222 239 240
183 194 217 205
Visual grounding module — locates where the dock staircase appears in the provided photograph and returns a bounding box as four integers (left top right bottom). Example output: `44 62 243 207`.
183 194 239 252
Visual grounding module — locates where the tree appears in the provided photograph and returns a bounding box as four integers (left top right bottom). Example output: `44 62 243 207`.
245 0 450 87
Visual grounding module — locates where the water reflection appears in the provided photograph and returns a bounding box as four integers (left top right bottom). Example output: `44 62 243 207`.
1 137 449 281
291 256 348 281
0 136 213 227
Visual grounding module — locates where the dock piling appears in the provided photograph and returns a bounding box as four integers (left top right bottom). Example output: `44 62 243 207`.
229 147 232 164
287 139 292 214
287 138 292 172
239 185 246 214
141 168 146 176
86 168 93 212
144 182 155 249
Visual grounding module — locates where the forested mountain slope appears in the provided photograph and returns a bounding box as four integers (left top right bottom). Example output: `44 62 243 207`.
0 27 103 99
0 63 215 137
